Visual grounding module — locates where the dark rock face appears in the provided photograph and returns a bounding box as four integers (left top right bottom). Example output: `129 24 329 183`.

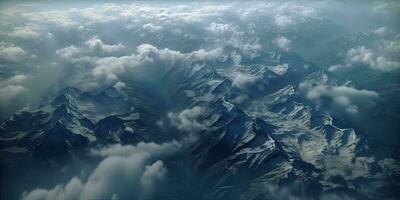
0 51 398 200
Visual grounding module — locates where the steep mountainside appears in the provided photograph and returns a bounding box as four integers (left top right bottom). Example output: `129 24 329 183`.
0 51 399 200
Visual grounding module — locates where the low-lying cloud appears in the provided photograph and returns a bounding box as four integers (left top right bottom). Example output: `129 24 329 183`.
22 141 183 200
300 75 379 114
0 1 396 119
0 42 29 63
329 27 400 72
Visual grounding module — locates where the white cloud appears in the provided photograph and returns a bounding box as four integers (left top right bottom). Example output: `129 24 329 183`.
347 46 374 65
113 81 127 92
346 46 400 71
372 1 400 17
86 44 226 90
273 36 291 51
20 178 83 200
274 14 293 27
140 160 167 199
231 72 258 89
10 24 43 39
142 23 163 32
239 43 262 59
23 10 77 29
331 30 400 72
328 64 346 72
384 35 400 55
207 23 232 34
7 74 31 84
373 27 387 36
168 106 207 132
300 77 379 114
85 36 125 54
120 3 233 23
267 64 289 75
375 56 400 71
22 141 182 200
56 36 125 63
271 2 318 28
90 141 181 158
0 75 30 111
231 52 242 66
191 48 226 61
1 2 266 93
0 85 27 103
56 45 81 61
0 43 28 63
206 22 261 60
78 7 120 24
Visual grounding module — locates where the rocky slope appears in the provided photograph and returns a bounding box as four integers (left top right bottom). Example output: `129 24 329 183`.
0 51 398 200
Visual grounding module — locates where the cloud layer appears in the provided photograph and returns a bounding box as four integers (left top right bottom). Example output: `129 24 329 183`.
1 1 397 119
300 74 379 114
22 141 182 200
